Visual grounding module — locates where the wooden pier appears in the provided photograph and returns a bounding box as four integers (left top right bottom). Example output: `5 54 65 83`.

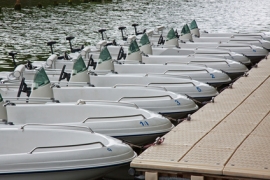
131 55 270 180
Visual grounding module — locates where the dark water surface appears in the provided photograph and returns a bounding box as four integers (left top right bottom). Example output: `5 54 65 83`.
0 0 269 71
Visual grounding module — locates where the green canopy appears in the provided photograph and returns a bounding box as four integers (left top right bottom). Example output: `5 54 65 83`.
128 40 140 55
0 93 3 102
33 67 50 90
181 24 191 35
166 28 177 41
98 46 112 64
139 33 150 47
73 55 87 75
190 19 198 30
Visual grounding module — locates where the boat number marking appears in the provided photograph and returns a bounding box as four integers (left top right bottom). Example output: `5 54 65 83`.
140 121 149 126
210 73 215 78
196 87 202 92
175 100 181 105
107 148 112 151
253 49 256 52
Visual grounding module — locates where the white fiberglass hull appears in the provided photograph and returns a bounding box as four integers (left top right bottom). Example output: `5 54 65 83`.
0 69 220 101
150 46 266 64
137 56 248 80
4 102 175 145
0 164 127 180
199 31 270 41
0 126 136 180
190 37 270 61
187 52 250 66
0 84 199 118
105 45 251 66
145 52 251 66
52 87 200 116
90 73 228 91
107 65 231 86
175 42 267 64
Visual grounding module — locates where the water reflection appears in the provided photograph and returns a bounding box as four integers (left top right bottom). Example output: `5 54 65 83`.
0 0 269 71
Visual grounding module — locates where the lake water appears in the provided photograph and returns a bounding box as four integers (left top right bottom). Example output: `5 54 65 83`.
0 0 269 71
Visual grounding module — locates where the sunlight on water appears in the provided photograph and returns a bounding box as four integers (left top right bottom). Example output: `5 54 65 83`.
0 0 269 71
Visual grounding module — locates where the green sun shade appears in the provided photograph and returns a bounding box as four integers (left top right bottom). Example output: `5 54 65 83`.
190 19 198 30
181 24 191 35
98 46 112 64
139 33 150 47
73 55 87 75
128 40 140 55
166 28 176 41
33 67 50 90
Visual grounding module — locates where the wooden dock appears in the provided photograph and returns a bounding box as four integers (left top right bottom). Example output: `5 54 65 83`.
131 56 270 180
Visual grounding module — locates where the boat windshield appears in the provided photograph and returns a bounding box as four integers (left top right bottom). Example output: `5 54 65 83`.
98 46 112 64
181 24 191 35
139 33 150 47
190 20 198 30
128 40 140 55
167 28 177 41
73 55 87 75
33 67 50 90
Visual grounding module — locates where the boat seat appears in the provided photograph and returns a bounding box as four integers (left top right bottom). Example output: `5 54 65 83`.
132 23 139 27
118 26 126 30
25 60 37 70
98 29 107 33
87 55 97 69
66 36 75 41
57 56 64 59
47 41 57 46
105 39 117 46
71 45 84 53
8 52 17 57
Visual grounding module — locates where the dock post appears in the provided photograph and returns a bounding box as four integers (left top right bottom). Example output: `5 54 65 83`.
191 175 204 180
14 0 21 11
145 172 158 180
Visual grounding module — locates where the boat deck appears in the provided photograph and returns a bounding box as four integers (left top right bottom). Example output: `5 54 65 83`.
131 56 270 180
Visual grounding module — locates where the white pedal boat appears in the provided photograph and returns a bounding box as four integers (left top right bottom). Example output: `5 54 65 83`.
1 68 200 118
189 19 270 41
146 26 268 64
0 124 136 180
199 31 270 41
200 32 270 41
1 57 219 102
178 24 269 63
0 88 174 145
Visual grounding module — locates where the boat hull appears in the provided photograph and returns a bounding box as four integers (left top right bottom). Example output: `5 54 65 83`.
226 71 245 80
116 132 169 146
0 163 128 180
161 109 197 120
192 96 214 103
